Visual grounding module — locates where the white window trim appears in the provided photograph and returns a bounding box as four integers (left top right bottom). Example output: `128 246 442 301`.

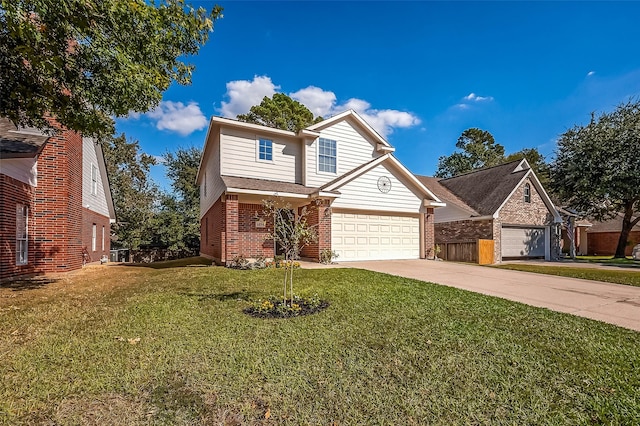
102 225 105 251
92 224 97 252
316 137 338 175
524 183 531 203
16 204 28 265
255 137 274 163
91 164 98 196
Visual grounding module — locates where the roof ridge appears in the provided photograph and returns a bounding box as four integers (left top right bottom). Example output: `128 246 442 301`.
440 159 523 181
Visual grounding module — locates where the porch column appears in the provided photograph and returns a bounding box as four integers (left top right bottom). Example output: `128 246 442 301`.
423 208 435 259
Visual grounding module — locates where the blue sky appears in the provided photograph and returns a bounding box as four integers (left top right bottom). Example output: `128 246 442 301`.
115 1 640 189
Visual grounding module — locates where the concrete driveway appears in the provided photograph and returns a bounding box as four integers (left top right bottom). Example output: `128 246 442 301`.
344 260 640 332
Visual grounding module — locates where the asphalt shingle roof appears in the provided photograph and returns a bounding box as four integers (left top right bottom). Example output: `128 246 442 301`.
0 118 49 158
437 160 528 216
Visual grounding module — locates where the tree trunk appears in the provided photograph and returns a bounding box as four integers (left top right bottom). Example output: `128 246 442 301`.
614 203 637 258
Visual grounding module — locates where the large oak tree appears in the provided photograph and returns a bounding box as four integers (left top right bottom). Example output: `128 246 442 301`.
0 0 221 137
551 100 640 258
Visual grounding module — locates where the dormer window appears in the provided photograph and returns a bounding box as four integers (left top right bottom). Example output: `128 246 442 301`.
258 138 273 162
318 138 337 173
524 183 531 203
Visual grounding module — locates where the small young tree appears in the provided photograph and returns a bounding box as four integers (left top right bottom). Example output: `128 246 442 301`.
263 199 319 306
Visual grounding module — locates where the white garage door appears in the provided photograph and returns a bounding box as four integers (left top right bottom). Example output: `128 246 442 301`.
332 212 420 261
501 226 546 258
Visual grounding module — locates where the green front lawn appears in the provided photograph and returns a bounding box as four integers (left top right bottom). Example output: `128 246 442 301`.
575 255 638 265
495 264 640 287
1 259 639 424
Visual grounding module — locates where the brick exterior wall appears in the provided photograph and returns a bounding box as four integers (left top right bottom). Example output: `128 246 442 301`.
587 231 640 256
299 199 332 260
0 124 96 280
434 219 493 243
499 177 554 226
238 203 274 259
199 196 275 265
81 208 111 264
423 208 435 259
200 196 224 262
32 127 84 273
434 177 557 263
0 174 36 280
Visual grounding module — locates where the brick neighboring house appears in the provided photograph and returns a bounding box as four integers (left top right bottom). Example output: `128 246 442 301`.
196 110 445 265
417 159 562 262
0 118 115 281
585 213 640 256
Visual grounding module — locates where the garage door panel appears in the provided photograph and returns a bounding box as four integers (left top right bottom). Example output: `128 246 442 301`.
502 226 546 258
332 212 420 261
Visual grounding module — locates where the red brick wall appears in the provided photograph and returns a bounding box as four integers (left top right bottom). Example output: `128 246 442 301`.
299 199 332 260
424 208 435 259
500 177 554 226
81 208 111 263
587 231 640 256
237 203 274 259
200 197 224 262
32 127 84 272
0 174 36 281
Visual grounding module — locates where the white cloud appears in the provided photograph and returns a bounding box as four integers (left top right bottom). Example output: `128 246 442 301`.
463 92 494 102
454 92 495 110
219 75 279 118
587 71 596 77
147 101 207 136
152 155 167 164
290 86 336 116
218 77 420 137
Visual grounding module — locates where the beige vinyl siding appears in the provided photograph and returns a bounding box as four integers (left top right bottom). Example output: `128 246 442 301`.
200 132 226 219
219 128 301 184
0 157 38 186
331 164 423 213
82 138 110 217
306 120 382 187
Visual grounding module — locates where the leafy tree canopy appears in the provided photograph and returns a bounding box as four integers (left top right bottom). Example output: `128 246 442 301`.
435 128 506 178
102 134 158 250
436 128 551 187
551 99 640 257
237 93 323 132
157 147 202 250
0 0 222 137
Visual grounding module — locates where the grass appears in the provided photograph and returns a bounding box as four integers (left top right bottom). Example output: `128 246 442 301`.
495 264 640 287
1 258 639 424
575 255 638 265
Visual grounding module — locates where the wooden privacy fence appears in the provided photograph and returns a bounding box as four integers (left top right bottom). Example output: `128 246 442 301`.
436 239 495 264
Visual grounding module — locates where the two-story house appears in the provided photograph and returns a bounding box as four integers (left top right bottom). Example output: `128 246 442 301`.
0 117 115 281
196 110 445 264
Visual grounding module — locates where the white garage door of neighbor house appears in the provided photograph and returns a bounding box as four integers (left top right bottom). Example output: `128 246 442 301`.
501 226 546 258
332 212 420 261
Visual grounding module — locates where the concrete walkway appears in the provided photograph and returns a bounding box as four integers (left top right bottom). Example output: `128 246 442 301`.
335 260 640 332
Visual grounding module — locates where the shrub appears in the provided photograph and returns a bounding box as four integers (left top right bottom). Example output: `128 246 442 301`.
320 249 338 264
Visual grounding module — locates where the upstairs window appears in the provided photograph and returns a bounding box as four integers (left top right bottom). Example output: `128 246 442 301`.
91 164 98 195
524 183 531 203
258 138 273 161
16 205 28 265
318 138 337 173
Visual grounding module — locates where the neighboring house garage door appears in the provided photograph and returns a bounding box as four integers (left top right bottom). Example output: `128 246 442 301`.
501 226 546 258
332 211 420 261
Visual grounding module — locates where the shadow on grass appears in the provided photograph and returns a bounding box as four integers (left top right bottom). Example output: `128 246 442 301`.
0 276 61 291
180 290 256 302
115 257 213 270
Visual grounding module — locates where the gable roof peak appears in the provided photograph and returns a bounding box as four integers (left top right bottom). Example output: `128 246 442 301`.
306 109 392 148
513 158 531 173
